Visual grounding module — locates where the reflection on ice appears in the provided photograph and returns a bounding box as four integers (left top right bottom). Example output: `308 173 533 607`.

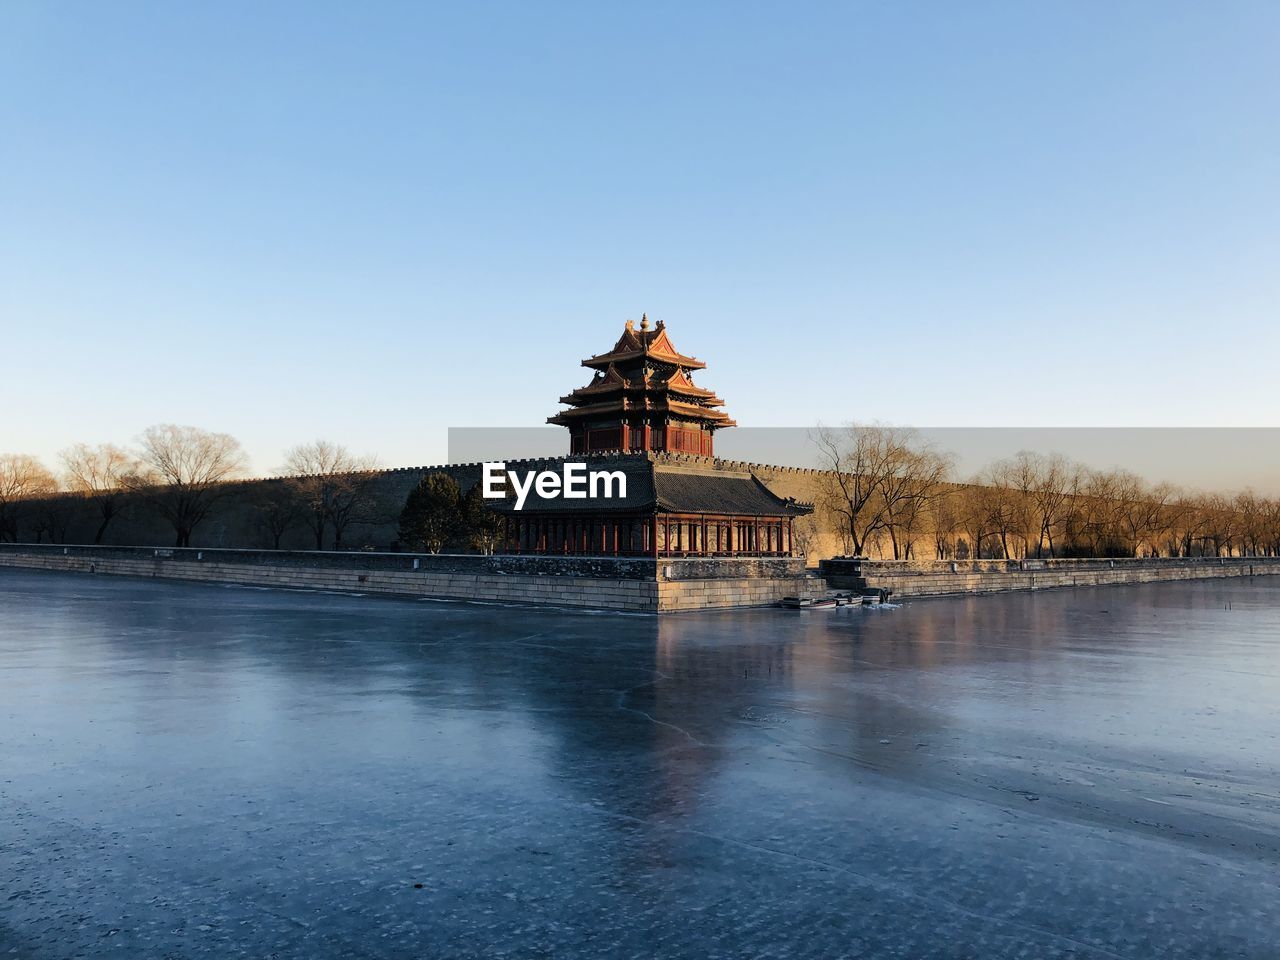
1 570 1278 959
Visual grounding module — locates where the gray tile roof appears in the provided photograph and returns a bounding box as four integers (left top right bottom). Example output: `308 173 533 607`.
652 470 810 516
487 459 810 517
486 458 655 514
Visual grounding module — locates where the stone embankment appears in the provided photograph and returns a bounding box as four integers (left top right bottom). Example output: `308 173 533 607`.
5 545 1273 612
856 556 1280 598
0 544 819 613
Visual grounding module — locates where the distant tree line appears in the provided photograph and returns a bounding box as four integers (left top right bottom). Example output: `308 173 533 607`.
0 427 391 550
812 425 1280 560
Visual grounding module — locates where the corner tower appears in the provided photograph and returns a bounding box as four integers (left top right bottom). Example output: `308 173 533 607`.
548 316 737 455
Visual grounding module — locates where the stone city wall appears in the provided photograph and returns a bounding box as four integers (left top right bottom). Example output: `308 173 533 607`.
12 451 1273 569
6 452 842 557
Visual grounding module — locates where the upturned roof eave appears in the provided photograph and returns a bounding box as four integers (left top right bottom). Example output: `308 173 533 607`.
580 349 706 370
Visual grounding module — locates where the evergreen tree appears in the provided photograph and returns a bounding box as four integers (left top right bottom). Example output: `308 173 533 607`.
399 474 462 553
459 483 503 554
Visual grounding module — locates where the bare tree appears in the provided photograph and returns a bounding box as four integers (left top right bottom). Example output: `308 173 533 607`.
956 482 994 559
1201 493 1238 557
983 459 1036 558
968 469 1024 559
1172 492 1216 557
281 441 379 551
28 498 74 544
988 451 1079 558
930 487 961 559
127 425 248 547
1070 470 1121 556
812 424 953 558
1124 481 1176 557
790 512 821 560
1102 470 1149 557
1262 497 1280 556
880 445 953 560
60 443 139 544
0 454 58 542
251 481 302 550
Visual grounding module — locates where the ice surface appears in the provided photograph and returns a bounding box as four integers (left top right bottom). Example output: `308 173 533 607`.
1 569 1278 958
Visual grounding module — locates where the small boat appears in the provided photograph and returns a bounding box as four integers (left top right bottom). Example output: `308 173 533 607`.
833 593 863 607
778 596 813 609
809 597 839 609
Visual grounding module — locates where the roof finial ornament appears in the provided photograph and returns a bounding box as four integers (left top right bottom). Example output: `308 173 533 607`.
640 313 651 331
624 318 635 332
655 317 665 331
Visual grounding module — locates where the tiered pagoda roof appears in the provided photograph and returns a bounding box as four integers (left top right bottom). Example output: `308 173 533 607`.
547 317 737 441
580 318 707 370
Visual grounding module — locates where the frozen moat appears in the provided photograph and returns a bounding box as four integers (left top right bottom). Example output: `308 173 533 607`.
2 569 1278 959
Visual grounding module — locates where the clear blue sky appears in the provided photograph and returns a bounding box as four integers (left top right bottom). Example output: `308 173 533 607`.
2 1 1277 475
